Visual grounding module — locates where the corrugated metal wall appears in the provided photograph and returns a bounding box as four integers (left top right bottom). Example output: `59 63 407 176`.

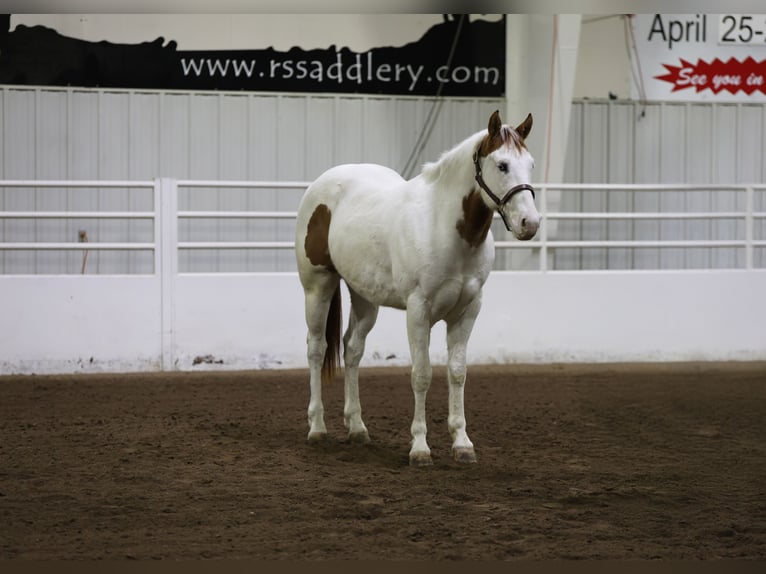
0 86 505 274
3 88 765 273
560 99 766 270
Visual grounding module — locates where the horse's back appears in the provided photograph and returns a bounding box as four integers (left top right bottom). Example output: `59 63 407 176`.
300 163 404 212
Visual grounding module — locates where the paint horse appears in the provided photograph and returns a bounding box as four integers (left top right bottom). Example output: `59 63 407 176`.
295 110 540 465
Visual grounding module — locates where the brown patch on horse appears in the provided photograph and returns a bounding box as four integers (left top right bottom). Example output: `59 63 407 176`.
304 204 335 271
457 189 494 247
476 111 532 158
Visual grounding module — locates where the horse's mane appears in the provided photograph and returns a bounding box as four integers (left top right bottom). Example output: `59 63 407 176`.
421 130 485 183
421 123 526 183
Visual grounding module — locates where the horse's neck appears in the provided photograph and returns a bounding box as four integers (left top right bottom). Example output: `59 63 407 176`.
420 135 493 245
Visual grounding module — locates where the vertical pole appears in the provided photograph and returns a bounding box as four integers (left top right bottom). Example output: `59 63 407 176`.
159 178 178 370
505 15 528 133
540 184 549 272
507 15 580 272
153 179 162 278
745 185 754 270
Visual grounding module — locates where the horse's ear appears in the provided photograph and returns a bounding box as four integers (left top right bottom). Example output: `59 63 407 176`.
488 110 502 137
515 113 533 140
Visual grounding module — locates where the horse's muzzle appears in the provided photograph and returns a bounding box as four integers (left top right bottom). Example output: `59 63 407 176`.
513 213 540 240
492 183 537 234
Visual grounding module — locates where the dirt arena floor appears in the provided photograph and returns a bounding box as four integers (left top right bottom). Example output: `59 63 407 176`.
1 362 765 560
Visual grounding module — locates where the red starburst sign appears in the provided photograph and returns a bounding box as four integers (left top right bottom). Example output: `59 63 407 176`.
655 57 766 95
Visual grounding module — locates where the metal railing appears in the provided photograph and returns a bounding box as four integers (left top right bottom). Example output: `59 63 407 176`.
177 181 766 271
2 179 765 273
532 183 766 271
177 180 306 252
0 180 158 273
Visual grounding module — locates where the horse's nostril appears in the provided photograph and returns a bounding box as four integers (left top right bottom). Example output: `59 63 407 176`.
521 218 527 229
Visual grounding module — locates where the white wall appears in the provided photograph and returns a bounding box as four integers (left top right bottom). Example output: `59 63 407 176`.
0 276 162 374
476 271 766 364
176 271 766 368
3 270 764 375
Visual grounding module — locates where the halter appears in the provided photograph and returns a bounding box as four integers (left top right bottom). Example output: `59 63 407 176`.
472 151 536 232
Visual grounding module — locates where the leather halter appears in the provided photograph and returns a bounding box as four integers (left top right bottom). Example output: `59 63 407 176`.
472 150 536 232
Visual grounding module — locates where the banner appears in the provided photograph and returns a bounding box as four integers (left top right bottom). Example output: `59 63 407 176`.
632 14 766 102
0 15 505 97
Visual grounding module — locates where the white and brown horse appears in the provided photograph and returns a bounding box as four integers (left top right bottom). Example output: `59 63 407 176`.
294 110 540 465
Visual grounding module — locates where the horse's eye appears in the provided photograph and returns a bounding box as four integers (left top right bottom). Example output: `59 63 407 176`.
497 162 509 173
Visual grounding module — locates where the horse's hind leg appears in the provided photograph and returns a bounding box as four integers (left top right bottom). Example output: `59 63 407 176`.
343 288 379 443
303 271 340 442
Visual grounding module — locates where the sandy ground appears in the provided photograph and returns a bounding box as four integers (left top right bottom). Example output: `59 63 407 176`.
1 362 765 560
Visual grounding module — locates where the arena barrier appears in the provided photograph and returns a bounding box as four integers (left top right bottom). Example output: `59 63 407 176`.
1 179 765 374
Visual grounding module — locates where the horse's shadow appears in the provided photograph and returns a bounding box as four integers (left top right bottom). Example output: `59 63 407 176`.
303 435 412 469
302 434 479 471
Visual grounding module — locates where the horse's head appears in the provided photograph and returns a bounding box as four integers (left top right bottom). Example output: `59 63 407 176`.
473 110 540 241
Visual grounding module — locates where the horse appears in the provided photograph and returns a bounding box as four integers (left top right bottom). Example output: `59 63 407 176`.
294 110 540 466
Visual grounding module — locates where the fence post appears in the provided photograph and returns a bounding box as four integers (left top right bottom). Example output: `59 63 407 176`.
158 178 178 370
540 184 548 272
745 186 754 270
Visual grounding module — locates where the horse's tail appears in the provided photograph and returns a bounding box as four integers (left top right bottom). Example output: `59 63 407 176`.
322 283 342 385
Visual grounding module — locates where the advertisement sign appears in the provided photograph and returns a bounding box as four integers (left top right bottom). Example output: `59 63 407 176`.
0 15 505 97
632 14 766 102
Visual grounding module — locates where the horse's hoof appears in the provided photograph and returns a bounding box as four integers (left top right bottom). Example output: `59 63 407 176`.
307 431 328 443
452 447 477 464
409 452 433 467
348 430 371 444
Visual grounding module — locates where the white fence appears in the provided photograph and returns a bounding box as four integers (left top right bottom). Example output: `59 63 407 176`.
2 180 765 273
1 179 765 374
177 181 765 272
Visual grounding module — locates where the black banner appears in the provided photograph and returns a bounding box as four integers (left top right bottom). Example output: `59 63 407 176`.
0 16 505 97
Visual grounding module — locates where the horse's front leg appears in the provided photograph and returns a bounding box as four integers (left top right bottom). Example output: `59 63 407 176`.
446 296 482 463
406 296 433 466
